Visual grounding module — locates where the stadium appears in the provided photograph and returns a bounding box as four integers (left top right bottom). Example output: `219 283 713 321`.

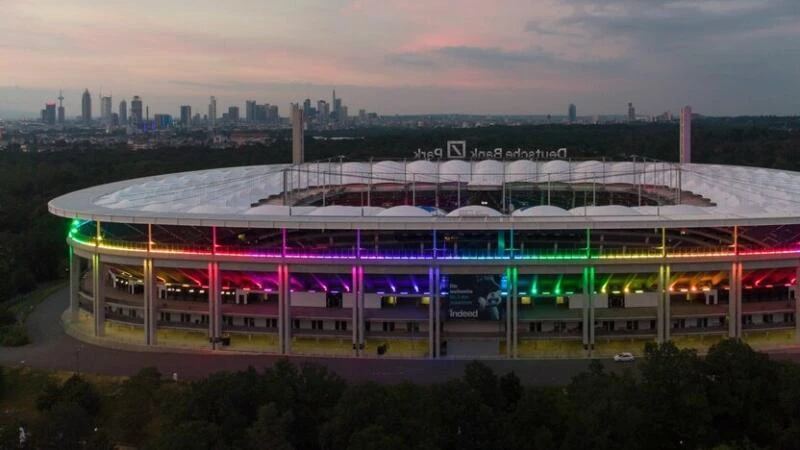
48 156 800 358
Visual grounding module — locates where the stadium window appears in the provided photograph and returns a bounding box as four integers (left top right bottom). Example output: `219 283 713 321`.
293 319 300 329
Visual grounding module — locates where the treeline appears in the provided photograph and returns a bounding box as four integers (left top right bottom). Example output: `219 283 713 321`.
0 120 798 301
2 340 800 449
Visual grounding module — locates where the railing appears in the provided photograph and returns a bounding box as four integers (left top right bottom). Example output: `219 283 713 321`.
70 231 799 262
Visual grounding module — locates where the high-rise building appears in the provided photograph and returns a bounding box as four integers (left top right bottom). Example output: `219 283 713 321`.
119 100 128 125
81 89 92 123
358 109 366 124
268 105 279 122
245 100 256 122
291 103 304 165
208 96 217 128
131 96 143 126
568 103 576 123
42 102 56 125
680 105 692 164
627 102 636 122
57 90 65 124
180 105 192 127
154 114 173 129
256 104 268 122
317 100 329 127
101 96 112 124
303 98 312 119
340 106 348 126
228 106 240 121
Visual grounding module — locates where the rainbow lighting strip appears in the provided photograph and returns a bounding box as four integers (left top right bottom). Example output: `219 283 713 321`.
68 223 800 262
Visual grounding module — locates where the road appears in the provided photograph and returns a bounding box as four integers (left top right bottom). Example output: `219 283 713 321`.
0 287 634 385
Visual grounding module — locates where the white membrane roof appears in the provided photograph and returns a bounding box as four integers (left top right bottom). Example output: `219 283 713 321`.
48 161 800 230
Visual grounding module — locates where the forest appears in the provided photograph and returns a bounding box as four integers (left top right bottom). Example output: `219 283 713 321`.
1 340 800 449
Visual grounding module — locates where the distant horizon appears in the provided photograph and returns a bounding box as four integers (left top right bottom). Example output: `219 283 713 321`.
1 1 798 118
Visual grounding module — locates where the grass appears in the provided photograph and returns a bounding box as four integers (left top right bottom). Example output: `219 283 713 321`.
0 280 66 347
7 280 66 322
0 366 126 426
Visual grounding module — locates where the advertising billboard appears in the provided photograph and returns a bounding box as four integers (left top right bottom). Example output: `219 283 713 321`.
445 274 506 321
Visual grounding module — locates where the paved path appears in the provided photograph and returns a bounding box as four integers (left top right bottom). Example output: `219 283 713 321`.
0 287 632 385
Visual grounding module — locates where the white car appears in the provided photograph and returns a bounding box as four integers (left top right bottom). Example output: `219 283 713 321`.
613 352 635 362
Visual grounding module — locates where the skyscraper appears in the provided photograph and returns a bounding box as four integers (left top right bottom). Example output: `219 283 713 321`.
57 90 65 124
228 106 240 121
119 100 128 125
627 102 636 122
81 89 92 123
680 105 692 164
268 105 278 122
568 103 576 123
291 103 304 165
303 98 312 118
42 102 56 125
208 96 217 128
180 105 192 127
101 96 112 124
245 100 256 122
130 96 143 126
317 100 330 127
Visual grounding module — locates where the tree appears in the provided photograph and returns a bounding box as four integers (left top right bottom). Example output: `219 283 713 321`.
346 425 404 450
36 375 101 416
109 367 163 446
562 360 642 450
29 402 109 450
246 403 294 450
636 342 711 450
704 339 780 446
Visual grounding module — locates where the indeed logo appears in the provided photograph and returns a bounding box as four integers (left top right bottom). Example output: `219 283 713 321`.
449 308 479 319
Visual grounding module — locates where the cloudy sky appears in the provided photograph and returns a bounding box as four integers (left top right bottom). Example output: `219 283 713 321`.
0 0 798 117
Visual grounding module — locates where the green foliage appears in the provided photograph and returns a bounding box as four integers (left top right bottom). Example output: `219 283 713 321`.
7 347 800 449
0 323 29 347
36 375 102 416
108 367 162 446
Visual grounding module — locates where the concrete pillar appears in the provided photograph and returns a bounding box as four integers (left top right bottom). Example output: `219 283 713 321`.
582 268 590 353
358 267 365 355
434 267 441 358
588 267 596 352
277 265 285 354
352 266 359 356
428 267 435 358
728 262 742 339
91 254 105 337
795 264 800 344
69 249 80 322
208 262 221 348
664 265 671 342
278 264 292 354
512 268 519 358
656 265 665 343
143 258 157 346
505 269 512 358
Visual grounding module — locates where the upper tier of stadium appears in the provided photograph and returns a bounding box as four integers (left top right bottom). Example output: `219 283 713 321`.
48 160 800 230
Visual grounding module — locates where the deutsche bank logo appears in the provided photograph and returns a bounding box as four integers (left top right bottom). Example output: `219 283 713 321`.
446 140 466 159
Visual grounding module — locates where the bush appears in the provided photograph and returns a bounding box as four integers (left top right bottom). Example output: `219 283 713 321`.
0 323 29 347
0 307 16 327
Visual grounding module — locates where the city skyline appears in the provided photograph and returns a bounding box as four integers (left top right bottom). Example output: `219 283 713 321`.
1 0 798 117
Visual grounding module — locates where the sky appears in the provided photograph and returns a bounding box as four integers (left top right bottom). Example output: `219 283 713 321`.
0 0 798 117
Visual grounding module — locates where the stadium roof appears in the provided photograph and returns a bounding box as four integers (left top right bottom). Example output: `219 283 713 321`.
49 161 800 230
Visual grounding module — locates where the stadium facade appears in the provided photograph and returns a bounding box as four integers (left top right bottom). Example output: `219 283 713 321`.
49 159 800 358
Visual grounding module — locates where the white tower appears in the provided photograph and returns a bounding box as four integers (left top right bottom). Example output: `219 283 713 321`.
680 105 692 164
291 103 305 165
